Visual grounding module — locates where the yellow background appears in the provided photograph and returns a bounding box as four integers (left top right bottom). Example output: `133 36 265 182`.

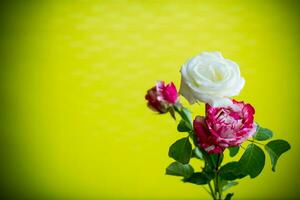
1 0 299 199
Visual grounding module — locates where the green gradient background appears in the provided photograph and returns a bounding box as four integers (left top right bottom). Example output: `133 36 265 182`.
1 0 299 199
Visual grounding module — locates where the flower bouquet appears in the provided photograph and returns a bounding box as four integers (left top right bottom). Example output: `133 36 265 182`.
145 52 290 200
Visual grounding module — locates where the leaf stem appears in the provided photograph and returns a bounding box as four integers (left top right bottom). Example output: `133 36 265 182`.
173 105 222 200
202 185 212 197
247 139 264 146
208 181 216 200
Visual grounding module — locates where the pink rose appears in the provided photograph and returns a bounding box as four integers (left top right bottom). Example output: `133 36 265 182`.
145 81 178 113
193 100 256 154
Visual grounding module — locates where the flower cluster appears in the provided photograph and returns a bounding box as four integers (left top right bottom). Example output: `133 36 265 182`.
145 52 290 200
146 53 256 154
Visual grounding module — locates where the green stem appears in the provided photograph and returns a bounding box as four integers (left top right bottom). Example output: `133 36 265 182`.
214 154 222 200
208 182 216 200
240 145 246 150
173 107 196 143
202 185 212 196
173 105 220 200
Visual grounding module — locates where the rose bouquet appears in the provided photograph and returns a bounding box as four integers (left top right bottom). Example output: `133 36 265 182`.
145 52 290 200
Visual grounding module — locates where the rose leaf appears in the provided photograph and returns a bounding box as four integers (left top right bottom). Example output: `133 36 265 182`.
168 137 192 164
166 161 194 178
239 144 265 178
265 139 291 172
182 172 210 185
228 146 239 157
253 125 273 141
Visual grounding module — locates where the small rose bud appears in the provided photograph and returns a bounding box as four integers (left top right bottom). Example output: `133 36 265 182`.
145 81 179 113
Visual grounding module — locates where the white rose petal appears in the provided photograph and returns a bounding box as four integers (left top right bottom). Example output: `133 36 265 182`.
179 52 245 107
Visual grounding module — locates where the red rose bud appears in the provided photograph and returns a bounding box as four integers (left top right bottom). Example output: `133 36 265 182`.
193 99 256 154
145 81 179 113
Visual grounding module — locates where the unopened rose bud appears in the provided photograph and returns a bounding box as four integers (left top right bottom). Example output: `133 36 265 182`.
145 81 179 114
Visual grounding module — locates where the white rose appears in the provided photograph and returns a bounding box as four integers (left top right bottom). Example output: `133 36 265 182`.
179 52 245 107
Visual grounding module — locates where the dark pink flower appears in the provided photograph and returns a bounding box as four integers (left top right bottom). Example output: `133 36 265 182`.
193 100 256 154
145 81 178 113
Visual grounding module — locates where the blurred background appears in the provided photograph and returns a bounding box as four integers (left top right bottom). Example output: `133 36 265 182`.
1 0 299 199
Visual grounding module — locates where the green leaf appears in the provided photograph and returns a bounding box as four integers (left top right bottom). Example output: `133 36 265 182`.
265 139 291 172
222 181 238 191
192 147 204 160
166 162 194 178
239 144 265 178
219 162 246 180
168 137 192 164
181 108 192 124
210 153 224 169
253 125 273 141
182 172 210 185
224 193 234 200
228 146 239 157
177 120 192 132
203 169 216 180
